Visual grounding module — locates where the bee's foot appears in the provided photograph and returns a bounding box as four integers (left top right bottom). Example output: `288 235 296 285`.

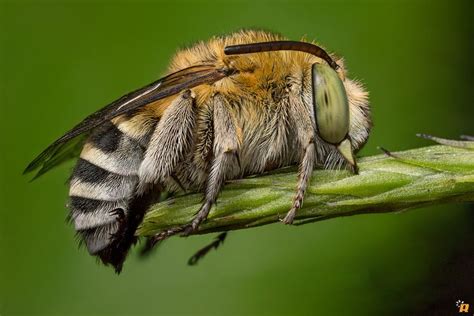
149 226 186 248
282 208 296 225
181 221 200 237
283 191 304 225
181 203 211 236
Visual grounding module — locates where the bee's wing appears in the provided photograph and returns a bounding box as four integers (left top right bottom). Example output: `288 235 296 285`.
25 64 229 179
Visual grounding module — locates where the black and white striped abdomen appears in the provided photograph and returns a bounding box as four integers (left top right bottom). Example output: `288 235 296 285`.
68 120 150 254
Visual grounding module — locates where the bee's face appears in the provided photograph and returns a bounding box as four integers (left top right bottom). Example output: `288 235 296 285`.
310 62 370 171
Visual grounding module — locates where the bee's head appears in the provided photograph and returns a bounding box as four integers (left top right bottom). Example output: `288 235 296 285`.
311 61 371 173
223 40 371 172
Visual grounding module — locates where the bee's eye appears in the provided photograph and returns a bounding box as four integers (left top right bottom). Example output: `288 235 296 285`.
312 63 349 144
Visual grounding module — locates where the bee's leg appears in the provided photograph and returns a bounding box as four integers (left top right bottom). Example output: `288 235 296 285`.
138 89 196 193
182 94 240 235
460 135 474 141
188 232 228 265
282 141 316 224
283 95 316 225
149 94 239 242
136 90 198 249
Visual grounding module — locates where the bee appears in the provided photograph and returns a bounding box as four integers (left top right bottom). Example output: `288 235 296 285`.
25 30 371 272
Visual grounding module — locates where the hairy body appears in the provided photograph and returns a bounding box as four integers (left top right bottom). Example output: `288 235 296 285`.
27 30 371 272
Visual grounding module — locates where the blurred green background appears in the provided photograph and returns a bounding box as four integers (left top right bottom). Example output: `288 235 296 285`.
1 0 473 315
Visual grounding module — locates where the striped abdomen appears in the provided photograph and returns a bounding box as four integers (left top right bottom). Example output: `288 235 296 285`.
68 119 154 270
67 91 196 271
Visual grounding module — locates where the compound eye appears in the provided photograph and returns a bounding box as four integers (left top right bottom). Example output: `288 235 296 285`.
312 63 349 144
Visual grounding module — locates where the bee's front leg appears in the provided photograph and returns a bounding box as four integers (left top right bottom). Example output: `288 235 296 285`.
283 97 317 225
282 141 315 224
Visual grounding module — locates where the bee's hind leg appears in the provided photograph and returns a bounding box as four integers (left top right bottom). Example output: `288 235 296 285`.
138 89 197 247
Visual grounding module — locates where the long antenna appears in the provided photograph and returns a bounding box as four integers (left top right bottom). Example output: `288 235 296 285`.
224 41 339 70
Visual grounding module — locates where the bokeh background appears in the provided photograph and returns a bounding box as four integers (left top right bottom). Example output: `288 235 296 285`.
1 0 473 315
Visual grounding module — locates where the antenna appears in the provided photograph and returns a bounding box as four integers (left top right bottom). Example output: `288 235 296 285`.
224 41 338 70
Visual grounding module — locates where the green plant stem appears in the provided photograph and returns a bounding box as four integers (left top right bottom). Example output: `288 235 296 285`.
137 143 474 237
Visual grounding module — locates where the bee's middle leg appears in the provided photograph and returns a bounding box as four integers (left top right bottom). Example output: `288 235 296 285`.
182 146 238 236
182 94 240 235
151 94 239 242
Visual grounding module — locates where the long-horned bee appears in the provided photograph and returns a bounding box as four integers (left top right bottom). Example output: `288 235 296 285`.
25 30 371 272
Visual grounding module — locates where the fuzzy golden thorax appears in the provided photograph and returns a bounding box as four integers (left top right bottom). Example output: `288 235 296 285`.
166 30 371 169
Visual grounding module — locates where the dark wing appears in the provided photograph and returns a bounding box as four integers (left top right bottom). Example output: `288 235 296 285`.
24 64 230 179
